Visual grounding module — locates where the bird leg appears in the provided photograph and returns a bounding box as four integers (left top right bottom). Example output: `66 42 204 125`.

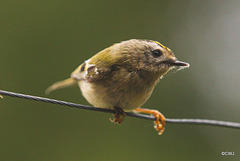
133 108 166 135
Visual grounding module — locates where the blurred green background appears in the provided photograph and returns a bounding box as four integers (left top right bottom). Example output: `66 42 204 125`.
0 0 240 160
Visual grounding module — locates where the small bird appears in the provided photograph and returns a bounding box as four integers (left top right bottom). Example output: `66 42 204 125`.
46 39 189 135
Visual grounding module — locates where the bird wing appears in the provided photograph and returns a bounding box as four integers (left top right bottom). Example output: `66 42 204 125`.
71 60 114 83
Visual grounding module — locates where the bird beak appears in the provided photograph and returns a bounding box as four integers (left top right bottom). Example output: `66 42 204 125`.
170 60 190 67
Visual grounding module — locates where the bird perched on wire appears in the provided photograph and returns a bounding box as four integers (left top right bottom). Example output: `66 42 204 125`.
46 39 189 135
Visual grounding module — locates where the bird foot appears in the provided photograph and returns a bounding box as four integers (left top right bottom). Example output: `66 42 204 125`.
134 108 166 135
110 108 126 124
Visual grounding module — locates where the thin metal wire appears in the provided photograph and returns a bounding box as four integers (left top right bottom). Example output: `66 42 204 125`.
0 89 240 129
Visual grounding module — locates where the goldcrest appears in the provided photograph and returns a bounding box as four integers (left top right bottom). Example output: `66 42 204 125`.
46 39 189 135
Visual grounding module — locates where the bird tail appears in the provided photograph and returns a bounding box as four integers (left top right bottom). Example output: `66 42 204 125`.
45 78 77 94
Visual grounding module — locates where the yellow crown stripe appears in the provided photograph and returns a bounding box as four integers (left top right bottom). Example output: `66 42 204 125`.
151 40 171 51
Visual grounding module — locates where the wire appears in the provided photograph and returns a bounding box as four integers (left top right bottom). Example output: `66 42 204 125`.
0 89 240 129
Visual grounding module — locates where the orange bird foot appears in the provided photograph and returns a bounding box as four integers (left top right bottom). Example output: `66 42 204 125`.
110 107 126 124
134 108 166 135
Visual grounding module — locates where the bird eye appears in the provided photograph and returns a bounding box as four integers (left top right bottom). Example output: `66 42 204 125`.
152 50 162 57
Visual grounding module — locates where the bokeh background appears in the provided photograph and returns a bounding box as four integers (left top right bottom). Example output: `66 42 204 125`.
0 0 240 160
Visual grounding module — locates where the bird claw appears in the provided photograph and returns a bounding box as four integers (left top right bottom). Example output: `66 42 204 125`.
152 111 165 135
110 108 126 124
134 108 166 135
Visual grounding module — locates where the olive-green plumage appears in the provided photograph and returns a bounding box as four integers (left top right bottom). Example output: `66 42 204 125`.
46 39 189 111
